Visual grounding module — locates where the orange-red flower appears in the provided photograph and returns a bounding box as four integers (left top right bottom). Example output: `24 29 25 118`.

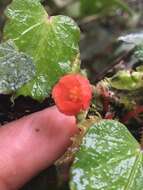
52 74 92 116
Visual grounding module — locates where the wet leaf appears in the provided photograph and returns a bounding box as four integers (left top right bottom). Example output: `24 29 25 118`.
4 0 80 101
0 40 35 94
118 33 143 46
118 32 143 68
70 120 143 190
134 45 143 61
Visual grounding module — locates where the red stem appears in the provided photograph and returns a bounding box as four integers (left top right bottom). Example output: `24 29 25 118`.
104 112 115 119
102 96 110 114
122 106 143 123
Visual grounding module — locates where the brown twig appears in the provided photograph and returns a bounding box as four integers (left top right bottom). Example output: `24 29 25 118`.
93 48 135 82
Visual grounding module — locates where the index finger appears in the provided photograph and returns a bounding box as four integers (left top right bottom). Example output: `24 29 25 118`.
0 106 77 190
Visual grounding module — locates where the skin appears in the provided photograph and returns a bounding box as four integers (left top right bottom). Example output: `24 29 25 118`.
0 106 77 190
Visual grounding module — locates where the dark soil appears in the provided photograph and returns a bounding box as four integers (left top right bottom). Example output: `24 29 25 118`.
0 95 54 126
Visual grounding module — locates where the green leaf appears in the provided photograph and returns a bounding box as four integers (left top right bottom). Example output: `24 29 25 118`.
80 0 133 17
0 40 35 94
4 0 80 101
109 70 143 90
70 120 143 190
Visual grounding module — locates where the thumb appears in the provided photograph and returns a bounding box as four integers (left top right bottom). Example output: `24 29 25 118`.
0 106 77 190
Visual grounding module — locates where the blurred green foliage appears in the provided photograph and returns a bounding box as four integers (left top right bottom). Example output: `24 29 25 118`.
80 0 133 17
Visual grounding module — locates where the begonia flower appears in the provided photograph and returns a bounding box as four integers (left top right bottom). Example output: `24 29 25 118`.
52 74 92 116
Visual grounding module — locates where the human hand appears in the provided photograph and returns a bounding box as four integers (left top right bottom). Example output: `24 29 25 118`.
0 106 77 190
